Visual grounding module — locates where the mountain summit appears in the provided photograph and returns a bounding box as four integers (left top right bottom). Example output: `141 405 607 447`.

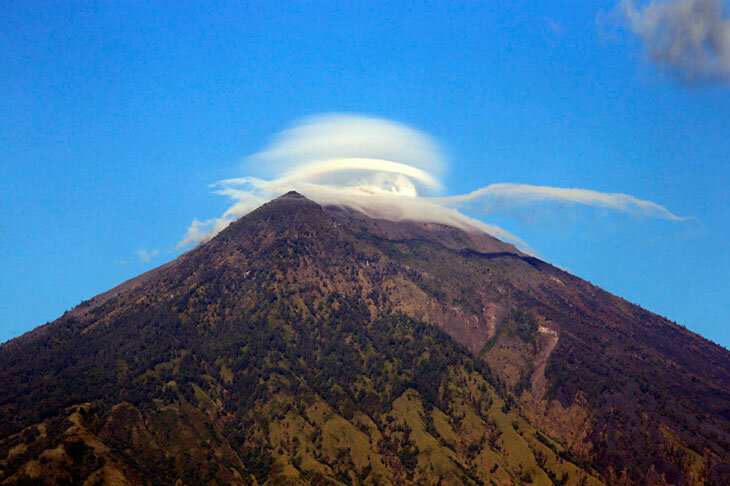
1 194 728 485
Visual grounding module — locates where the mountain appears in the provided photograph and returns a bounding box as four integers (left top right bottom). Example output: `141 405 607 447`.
0 191 728 485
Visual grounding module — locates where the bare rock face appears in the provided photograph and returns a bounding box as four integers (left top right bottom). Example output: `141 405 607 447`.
1 192 728 485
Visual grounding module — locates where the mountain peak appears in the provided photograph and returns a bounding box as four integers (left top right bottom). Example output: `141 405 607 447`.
277 190 307 199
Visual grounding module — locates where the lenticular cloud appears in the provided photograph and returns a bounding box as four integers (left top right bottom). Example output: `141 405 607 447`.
178 114 686 252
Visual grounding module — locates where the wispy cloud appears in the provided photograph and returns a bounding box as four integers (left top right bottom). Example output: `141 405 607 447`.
178 114 688 254
437 183 687 221
622 0 730 83
546 18 566 37
135 248 159 264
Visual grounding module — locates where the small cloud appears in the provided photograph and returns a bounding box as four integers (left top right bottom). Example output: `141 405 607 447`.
546 18 566 36
176 215 241 249
135 249 159 264
621 0 730 84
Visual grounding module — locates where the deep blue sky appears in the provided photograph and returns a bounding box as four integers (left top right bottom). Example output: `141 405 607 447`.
2 1 728 347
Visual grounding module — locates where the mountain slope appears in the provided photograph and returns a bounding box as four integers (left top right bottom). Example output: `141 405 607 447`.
0 192 728 485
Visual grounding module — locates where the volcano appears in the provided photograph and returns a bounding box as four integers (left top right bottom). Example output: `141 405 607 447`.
1 192 728 485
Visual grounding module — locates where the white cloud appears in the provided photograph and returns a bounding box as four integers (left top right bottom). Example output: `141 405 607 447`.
250 113 445 178
438 183 687 220
622 0 730 83
136 248 159 263
178 114 687 254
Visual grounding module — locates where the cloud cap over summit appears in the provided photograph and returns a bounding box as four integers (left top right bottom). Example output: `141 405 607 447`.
179 114 687 252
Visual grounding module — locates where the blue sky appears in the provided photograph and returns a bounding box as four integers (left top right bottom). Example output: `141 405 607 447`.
1 1 728 347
